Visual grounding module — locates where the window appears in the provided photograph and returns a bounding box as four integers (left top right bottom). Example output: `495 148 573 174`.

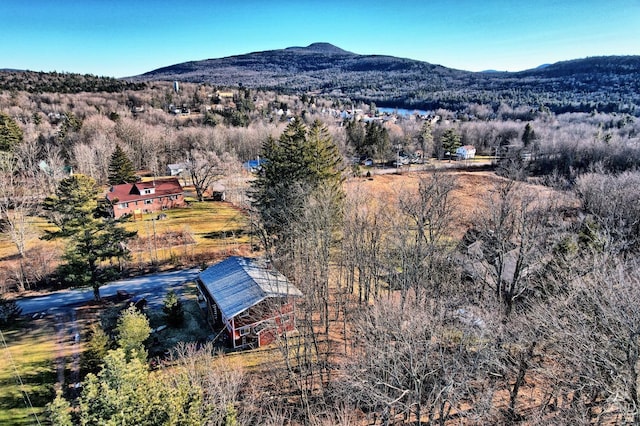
239 326 250 336
119 202 129 208
144 199 153 205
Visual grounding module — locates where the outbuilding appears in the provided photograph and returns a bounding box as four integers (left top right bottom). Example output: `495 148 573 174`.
197 256 303 349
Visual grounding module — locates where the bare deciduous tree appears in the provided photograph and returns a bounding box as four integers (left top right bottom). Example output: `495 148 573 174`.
340 298 495 425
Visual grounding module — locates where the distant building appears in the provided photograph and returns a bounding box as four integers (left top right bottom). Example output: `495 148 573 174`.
106 178 185 219
242 158 265 173
197 256 303 349
456 145 476 160
166 162 187 176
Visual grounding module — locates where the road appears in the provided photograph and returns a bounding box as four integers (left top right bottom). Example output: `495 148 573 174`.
16 268 201 315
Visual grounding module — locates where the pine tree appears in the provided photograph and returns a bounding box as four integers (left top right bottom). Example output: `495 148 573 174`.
251 118 344 252
418 121 434 162
441 128 461 162
47 390 73 426
116 305 151 363
81 324 110 375
108 144 137 185
364 121 390 162
0 112 23 152
522 122 537 147
163 290 184 327
42 174 137 300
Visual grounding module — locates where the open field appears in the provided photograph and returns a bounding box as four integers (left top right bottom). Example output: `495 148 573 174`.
122 200 252 268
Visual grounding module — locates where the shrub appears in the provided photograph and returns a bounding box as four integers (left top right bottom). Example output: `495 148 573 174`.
163 290 184 327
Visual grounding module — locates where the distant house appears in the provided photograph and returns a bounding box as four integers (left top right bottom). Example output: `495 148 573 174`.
197 256 303 349
106 178 185 219
242 158 265 173
456 145 476 160
217 91 235 99
166 162 187 176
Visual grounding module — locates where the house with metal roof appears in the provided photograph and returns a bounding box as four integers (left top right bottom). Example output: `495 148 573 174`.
197 256 303 349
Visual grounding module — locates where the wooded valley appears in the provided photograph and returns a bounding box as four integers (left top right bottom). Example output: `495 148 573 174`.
1 66 640 424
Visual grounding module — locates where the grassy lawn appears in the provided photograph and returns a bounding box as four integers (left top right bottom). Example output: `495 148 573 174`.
124 200 251 267
0 320 57 426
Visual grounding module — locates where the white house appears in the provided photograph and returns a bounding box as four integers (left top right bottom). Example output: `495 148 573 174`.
166 163 187 176
456 145 476 160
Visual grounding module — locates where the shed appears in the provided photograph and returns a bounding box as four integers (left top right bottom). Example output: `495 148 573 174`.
166 162 187 176
197 257 303 349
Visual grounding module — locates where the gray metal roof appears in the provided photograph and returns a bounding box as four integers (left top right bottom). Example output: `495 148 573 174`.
198 256 303 320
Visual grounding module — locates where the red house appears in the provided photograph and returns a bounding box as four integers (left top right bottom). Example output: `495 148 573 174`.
106 178 185 219
197 256 303 349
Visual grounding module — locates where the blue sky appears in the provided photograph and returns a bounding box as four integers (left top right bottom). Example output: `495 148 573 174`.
2 0 638 77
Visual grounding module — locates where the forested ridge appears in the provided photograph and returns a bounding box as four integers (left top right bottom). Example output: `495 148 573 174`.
0 70 147 93
134 43 640 115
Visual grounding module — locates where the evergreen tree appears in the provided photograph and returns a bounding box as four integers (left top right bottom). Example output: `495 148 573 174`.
251 118 344 253
108 144 137 185
364 121 390 162
47 390 73 426
0 295 22 326
163 290 184 327
522 122 537 147
441 128 461 162
418 120 434 162
79 348 167 426
0 112 23 152
116 305 151 363
81 324 110 375
345 119 365 156
42 174 137 300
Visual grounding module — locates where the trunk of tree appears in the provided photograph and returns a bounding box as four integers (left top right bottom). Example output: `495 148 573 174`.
508 341 536 422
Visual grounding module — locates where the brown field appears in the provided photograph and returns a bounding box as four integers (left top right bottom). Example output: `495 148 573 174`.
346 169 570 239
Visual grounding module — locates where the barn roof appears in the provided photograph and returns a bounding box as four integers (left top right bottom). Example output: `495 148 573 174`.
198 256 302 320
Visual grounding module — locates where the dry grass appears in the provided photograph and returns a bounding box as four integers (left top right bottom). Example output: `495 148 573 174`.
0 319 57 425
346 169 571 239
123 200 251 267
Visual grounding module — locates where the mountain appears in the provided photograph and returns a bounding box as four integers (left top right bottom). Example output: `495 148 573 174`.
132 44 640 114
137 42 454 86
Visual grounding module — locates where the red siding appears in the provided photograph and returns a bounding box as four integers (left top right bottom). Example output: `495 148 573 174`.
106 178 185 219
112 193 185 218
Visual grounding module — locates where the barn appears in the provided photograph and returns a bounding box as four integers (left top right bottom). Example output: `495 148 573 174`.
197 256 303 349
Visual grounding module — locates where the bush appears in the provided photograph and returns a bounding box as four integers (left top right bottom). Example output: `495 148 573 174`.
0 296 22 326
163 290 184 327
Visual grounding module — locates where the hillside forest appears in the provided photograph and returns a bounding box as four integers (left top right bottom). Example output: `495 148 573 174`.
2 75 640 424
